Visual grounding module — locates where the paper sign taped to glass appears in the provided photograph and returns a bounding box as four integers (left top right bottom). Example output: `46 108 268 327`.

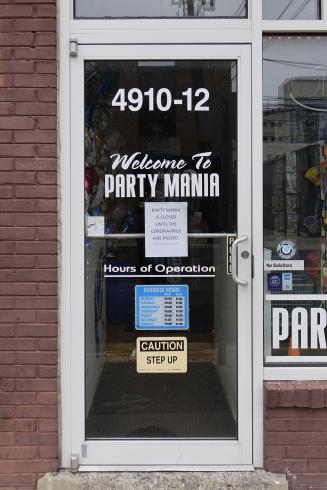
144 201 188 257
87 216 105 237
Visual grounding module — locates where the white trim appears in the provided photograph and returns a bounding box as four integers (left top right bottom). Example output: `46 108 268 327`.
247 0 252 20
236 42 254 467
251 0 263 470
79 435 251 466
262 20 327 31
266 356 327 364
70 48 85 461
265 367 327 380
78 43 250 60
70 19 252 31
67 29 253 46
266 294 327 301
69 2 252 45
322 0 327 20
69 43 253 467
59 0 73 469
78 465 255 472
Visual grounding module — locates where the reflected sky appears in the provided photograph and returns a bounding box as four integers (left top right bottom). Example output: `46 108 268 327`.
263 38 327 101
75 0 246 18
263 0 319 20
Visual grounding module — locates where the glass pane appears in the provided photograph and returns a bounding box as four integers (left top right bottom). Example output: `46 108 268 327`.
263 0 320 20
84 59 238 439
75 0 247 18
263 37 327 362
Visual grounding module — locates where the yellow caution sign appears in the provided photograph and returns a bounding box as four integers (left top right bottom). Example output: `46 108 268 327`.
136 337 187 374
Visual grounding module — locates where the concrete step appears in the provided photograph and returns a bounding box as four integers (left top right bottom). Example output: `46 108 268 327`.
38 470 288 490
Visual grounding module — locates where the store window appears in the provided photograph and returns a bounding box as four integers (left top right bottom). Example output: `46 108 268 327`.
74 0 247 18
263 0 320 20
263 36 327 363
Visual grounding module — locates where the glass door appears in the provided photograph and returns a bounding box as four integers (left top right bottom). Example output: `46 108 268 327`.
70 44 252 467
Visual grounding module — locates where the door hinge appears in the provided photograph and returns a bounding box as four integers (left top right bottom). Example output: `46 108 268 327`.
70 453 79 473
81 444 87 458
251 254 254 278
70 38 78 58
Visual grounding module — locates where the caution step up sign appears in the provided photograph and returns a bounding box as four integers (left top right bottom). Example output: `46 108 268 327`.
136 337 187 373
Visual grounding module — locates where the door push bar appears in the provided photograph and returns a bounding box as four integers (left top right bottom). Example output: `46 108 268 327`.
231 235 249 286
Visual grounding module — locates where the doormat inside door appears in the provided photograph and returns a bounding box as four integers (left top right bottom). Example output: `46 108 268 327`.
86 362 237 439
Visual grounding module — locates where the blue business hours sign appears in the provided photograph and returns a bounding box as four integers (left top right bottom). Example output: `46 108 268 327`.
135 285 189 331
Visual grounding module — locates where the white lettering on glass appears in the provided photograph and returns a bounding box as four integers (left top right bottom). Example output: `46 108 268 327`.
111 88 210 112
104 152 219 199
272 307 327 350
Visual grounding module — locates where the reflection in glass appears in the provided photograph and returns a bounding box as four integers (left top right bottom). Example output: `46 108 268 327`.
75 0 247 18
263 37 327 361
84 60 238 439
263 0 320 20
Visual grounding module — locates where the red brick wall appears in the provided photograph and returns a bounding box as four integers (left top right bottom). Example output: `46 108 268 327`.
0 1 58 488
265 381 327 475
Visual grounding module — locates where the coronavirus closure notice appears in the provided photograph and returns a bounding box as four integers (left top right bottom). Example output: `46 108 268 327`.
136 337 187 373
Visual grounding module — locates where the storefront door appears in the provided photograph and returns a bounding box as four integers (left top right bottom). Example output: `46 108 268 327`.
69 44 253 468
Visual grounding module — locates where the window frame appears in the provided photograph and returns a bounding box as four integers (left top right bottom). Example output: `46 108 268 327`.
259 0 327 378
261 0 327 381
262 32 327 368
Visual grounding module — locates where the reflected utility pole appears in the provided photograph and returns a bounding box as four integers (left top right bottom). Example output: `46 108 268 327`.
186 0 195 16
172 0 216 16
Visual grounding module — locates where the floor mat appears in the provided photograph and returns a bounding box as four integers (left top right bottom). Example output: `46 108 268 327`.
86 362 237 439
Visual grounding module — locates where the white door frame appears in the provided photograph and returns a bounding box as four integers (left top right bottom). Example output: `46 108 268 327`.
66 43 253 469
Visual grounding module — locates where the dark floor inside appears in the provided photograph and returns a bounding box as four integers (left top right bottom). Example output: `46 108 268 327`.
86 362 237 439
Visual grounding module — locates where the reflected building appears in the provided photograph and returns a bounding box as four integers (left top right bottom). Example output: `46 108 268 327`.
264 76 327 162
263 74 327 363
263 76 327 238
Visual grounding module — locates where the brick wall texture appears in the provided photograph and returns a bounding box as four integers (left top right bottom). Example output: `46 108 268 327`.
0 1 58 489
265 381 327 475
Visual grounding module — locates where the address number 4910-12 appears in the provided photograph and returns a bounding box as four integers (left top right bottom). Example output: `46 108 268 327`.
111 87 210 112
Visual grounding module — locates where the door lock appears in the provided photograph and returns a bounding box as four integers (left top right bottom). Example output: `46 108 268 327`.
241 251 250 259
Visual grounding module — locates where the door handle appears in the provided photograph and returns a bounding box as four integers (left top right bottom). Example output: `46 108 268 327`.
231 235 248 286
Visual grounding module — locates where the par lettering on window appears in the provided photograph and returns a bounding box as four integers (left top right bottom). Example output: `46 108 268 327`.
272 307 327 350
